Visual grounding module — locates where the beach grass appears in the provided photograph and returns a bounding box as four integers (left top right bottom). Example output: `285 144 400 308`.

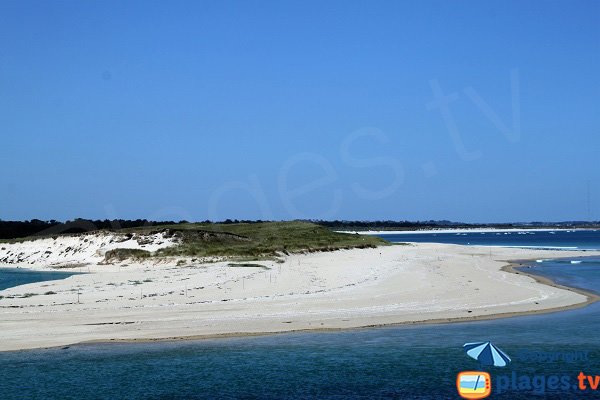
131 221 389 259
0 221 389 261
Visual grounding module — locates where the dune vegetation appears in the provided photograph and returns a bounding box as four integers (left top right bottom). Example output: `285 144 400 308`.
130 221 389 260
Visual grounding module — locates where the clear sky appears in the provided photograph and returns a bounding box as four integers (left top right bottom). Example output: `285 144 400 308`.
1 0 599 223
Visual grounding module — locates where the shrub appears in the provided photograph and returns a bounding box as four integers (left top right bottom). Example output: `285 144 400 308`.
104 248 151 262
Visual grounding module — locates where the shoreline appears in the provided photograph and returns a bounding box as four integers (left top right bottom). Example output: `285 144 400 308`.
67 256 600 350
7 271 595 354
342 228 598 235
2 247 599 353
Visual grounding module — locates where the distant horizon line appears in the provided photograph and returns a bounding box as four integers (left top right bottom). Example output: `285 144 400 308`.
2 218 599 226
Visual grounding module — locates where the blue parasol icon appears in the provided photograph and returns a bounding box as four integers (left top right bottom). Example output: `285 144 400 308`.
463 341 511 367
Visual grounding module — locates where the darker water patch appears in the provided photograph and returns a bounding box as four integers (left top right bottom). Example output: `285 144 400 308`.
0 267 81 291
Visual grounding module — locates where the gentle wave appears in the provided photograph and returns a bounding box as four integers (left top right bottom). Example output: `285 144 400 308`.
487 245 580 250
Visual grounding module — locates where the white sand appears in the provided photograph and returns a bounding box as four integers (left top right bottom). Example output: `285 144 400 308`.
1 236 598 351
0 231 178 267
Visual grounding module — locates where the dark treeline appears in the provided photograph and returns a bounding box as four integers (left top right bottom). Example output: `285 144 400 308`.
0 218 268 239
1 218 599 240
0 219 177 239
315 220 480 230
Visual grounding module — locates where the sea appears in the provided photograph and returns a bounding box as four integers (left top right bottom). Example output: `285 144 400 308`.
0 268 80 291
1 230 599 399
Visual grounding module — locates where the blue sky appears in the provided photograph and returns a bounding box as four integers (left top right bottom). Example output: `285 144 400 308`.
1 0 599 223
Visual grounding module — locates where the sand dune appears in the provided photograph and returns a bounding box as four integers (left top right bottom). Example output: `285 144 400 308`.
0 239 598 351
0 231 178 267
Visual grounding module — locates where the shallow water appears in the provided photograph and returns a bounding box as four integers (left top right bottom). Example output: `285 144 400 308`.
0 267 80 291
1 299 599 399
524 257 600 296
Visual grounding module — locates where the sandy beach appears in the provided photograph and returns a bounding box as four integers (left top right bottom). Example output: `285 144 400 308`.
1 234 599 352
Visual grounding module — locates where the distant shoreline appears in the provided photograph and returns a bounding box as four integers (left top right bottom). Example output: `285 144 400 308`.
340 228 598 235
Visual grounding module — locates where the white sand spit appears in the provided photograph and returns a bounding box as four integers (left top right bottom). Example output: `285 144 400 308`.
0 242 598 351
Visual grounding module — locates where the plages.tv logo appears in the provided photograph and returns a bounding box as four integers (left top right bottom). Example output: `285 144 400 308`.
457 371 491 399
457 341 511 399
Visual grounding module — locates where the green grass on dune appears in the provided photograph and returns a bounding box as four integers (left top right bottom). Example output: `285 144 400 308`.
0 221 389 262
130 221 389 260
103 248 151 262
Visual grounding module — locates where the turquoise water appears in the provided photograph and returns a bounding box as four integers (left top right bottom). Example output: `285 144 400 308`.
0 267 80 291
1 233 600 399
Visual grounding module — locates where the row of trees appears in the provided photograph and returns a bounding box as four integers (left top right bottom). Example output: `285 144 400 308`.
1 218 598 240
0 219 177 239
0 218 271 239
